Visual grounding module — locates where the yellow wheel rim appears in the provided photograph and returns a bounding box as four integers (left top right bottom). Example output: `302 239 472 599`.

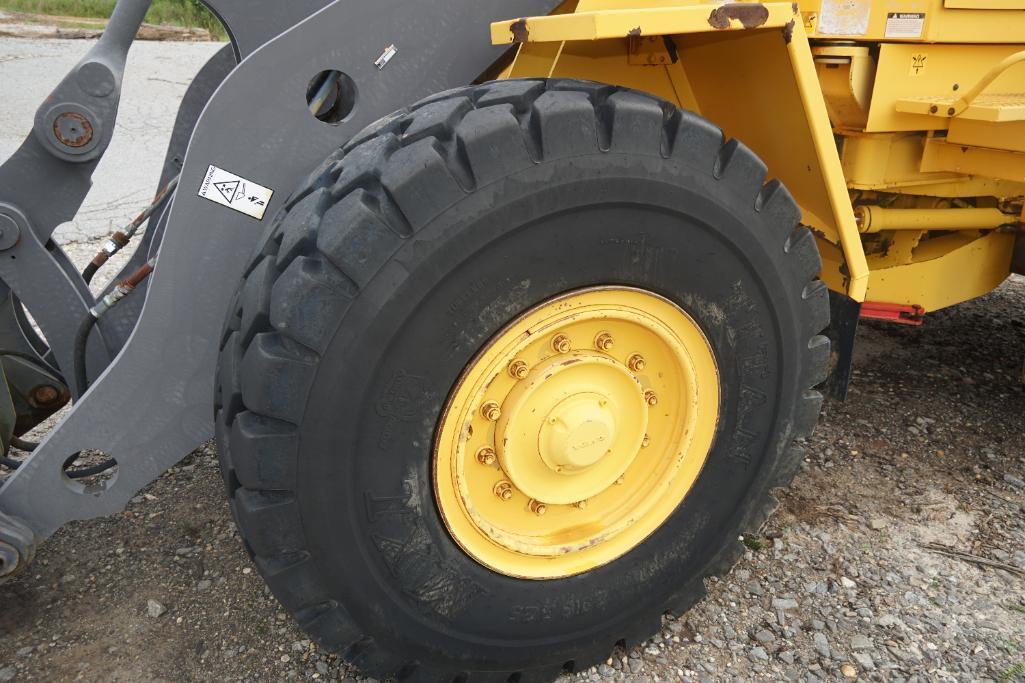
433 287 720 579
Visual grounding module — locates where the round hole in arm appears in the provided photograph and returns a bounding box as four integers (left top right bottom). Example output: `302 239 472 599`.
61 450 118 495
306 70 357 124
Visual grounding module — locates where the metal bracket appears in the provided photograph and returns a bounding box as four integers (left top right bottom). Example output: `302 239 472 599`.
0 0 558 568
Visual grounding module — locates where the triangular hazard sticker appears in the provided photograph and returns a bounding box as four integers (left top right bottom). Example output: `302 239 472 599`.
214 180 239 203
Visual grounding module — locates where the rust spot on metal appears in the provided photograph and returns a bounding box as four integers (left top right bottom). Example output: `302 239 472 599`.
628 26 642 37
708 3 771 30
782 18 795 43
52 111 93 148
510 18 529 43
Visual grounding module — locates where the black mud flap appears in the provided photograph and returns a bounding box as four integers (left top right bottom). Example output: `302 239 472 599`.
822 290 860 401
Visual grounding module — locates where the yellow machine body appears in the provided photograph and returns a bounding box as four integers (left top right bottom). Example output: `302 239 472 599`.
491 0 1025 313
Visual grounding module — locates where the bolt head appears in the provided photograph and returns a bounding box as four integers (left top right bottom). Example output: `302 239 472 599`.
476 447 497 466
494 481 514 501
481 401 502 422
644 390 658 406
641 434 651 448
628 354 646 372
551 334 571 354
529 499 547 516
508 360 529 380
594 332 614 352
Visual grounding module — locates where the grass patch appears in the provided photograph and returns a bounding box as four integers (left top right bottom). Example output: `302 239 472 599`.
0 0 225 37
997 662 1024 683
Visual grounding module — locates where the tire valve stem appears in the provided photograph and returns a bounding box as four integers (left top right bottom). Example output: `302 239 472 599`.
494 481 514 501
528 499 547 516
476 447 497 466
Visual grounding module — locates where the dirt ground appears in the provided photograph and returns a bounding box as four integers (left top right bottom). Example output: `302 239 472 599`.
1 34 1024 683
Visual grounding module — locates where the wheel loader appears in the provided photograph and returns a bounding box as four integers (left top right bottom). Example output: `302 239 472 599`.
0 0 1022 679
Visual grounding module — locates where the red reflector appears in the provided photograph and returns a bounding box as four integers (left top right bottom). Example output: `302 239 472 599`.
860 302 925 326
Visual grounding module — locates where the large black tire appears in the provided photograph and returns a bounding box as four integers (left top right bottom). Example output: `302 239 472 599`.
215 79 829 682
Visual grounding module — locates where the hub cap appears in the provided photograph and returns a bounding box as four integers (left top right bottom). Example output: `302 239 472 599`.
433 287 720 579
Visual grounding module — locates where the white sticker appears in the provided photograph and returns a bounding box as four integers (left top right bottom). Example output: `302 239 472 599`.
817 0 870 35
885 12 925 38
198 165 274 220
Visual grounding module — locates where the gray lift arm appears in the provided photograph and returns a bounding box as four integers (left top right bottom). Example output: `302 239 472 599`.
0 0 558 579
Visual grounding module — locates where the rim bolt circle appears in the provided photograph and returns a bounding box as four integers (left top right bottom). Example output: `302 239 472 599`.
644 390 658 406
494 481 514 501
508 359 529 380
642 433 651 448
628 354 646 372
551 334 571 354
481 401 502 422
476 447 497 466
529 499 547 516
594 332 614 352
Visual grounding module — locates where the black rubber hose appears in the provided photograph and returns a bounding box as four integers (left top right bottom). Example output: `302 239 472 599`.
73 313 98 396
10 437 38 452
82 261 100 285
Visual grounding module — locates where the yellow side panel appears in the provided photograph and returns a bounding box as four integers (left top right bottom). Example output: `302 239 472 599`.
867 43 1025 133
800 0 1025 42
866 231 1014 310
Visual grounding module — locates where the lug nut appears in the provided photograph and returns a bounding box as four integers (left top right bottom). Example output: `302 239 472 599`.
481 401 502 422
641 433 650 448
594 332 614 352
628 354 646 372
528 499 547 516
476 447 497 466
551 334 571 354
508 360 529 380
644 390 658 406
494 481 514 501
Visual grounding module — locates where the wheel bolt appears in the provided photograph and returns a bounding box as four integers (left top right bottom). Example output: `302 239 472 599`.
494 481 514 501
551 334 571 354
644 390 658 406
508 360 529 380
641 433 650 448
528 499 547 516
628 354 646 372
476 447 497 466
594 332 614 352
481 401 502 422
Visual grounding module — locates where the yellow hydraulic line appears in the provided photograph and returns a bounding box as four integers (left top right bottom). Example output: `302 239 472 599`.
854 206 1017 233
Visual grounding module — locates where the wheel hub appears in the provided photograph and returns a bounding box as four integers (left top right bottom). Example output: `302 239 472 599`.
433 287 720 579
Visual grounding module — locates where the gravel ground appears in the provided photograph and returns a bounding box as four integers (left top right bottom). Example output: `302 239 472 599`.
1 38 1024 683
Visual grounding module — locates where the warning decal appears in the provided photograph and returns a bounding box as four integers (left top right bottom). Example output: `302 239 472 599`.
885 12 925 39
198 165 273 220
